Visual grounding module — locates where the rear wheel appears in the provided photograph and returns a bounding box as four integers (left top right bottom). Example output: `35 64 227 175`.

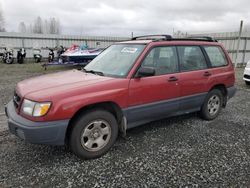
69 109 118 159
18 57 24 64
245 81 250 85
35 58 41 63
200 89 223 120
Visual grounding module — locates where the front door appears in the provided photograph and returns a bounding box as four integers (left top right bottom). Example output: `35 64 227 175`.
125 46 180 127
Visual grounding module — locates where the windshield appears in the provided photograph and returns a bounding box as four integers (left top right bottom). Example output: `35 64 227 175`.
84 44 145 77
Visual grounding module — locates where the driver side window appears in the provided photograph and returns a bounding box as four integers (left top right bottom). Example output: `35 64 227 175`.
141 46 178 76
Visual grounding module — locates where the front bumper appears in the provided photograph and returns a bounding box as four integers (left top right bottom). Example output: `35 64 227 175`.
243 67 250 82
5 100 69 145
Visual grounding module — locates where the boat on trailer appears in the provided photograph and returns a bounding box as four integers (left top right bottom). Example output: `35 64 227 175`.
42 44 102 70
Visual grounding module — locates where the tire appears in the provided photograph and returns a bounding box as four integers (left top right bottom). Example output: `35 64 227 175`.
245 81 250 85
69 109 118 159
200 89 223 120
5 58 13 64
35 58 40 63
18 58 24 64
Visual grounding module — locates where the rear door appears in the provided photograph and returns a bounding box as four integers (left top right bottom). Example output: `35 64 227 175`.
126 46 180 126
177 46 212 111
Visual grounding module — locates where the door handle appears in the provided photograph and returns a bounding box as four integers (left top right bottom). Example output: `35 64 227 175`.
203 71 212 77
168 76 178 82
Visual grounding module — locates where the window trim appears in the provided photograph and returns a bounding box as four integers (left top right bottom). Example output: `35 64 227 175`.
132 45 180 78
176 45 209 73
202 45 229 68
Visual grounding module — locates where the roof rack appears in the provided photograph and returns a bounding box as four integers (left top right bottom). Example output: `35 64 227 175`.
131 34 218 42
131 34 172 41
186 36 217 42
172 36 218 42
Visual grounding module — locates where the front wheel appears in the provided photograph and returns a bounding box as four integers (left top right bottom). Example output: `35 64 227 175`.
5 58 13 64
245 81 250 85
200 89 223 120
69 110 118 159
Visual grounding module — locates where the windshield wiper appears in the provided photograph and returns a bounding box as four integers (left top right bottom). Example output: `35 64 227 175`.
82 68 104 76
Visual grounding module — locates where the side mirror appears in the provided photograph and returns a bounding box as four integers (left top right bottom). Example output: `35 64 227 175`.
136 67 155 78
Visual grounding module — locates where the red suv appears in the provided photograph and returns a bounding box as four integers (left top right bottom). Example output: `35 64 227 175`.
5 35 236 159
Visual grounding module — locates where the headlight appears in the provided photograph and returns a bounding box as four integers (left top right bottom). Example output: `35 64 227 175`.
22 99 35 115
22 99 51 117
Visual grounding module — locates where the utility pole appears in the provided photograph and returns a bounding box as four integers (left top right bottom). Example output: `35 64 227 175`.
235 20 243 68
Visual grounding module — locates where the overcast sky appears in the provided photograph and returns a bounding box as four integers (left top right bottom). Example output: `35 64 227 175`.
0 0 249 37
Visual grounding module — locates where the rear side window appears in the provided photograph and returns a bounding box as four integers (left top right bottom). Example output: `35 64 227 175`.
204 46 228 67
177 46 207 72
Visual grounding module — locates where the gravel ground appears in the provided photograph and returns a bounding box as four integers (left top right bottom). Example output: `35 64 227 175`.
0 63 250 187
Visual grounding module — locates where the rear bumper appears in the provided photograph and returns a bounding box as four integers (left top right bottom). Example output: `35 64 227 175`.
5 100 69 145
227 86 236 100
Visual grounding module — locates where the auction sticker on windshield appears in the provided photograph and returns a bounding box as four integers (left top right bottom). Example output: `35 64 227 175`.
121 47 138 53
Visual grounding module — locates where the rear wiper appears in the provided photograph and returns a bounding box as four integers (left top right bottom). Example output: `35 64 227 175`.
82 68 104 76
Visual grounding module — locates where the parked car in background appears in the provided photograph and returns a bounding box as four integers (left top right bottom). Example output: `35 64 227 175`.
243 60 250 85
5 35 236 159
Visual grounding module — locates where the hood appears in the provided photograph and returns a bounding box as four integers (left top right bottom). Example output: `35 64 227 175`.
16 70 114 100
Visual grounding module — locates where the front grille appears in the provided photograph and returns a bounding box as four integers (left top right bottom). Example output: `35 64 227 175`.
13 91 21 109
244 74 250 79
